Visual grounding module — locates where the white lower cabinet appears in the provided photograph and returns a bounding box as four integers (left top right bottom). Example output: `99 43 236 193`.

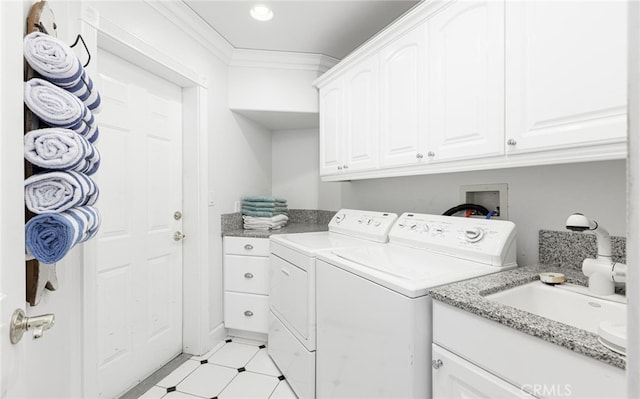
432 344 534 399
432 301 626 399
223 237 270 334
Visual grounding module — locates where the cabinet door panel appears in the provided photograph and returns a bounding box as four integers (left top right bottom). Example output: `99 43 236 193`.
319 82 343 175
428 1 504 161
344 56 379 172
379 24 427 167
506 1 627 153
432 344 535 399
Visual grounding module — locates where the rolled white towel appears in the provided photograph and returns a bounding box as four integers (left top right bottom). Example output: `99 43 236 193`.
24 128 100 175
24 170 99 214
242 214 289 224
23 32 102 112
24 78 97 140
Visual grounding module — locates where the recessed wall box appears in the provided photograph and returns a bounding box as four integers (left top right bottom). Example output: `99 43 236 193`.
460 183 508 220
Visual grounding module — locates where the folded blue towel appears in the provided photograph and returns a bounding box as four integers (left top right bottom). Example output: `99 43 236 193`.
25 205 101 263
24 78 98 141
242 205 288 213
24 128 100 175
241 200 288 209
24 32 102 113
24 170 98 214
241 195 287 203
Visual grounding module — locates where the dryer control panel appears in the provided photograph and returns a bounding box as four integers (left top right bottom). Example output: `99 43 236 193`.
389 213 517 268
329 209 398 243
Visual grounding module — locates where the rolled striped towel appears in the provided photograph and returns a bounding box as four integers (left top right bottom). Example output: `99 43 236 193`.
241 195 287 204
25 206 101 263
24 78 98 141
24 128 100 175
23 32 102 112
24 170 99 214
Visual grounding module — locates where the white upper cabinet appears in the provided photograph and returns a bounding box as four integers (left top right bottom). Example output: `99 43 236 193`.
428 0 505 162
318 82 343 176
344 55 379 172
314 0 627 181
319 55 379 176
379 24 428 168
505 0 627 154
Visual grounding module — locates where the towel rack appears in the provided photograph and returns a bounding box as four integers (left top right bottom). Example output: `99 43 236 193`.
24 0 59 307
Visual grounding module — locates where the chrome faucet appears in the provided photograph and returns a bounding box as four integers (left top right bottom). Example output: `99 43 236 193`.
565 213 626 295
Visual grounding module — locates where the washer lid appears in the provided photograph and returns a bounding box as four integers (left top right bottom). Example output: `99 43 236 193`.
321 245 501 298
271 231 376 256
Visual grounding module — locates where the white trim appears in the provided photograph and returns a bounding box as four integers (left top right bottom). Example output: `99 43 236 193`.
80 6 210 397
209 322 228 349
230 49 338 73
627 1 639 396
143 0 234 63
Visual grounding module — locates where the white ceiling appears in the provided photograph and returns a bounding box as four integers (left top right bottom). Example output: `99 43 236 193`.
183 1 420 59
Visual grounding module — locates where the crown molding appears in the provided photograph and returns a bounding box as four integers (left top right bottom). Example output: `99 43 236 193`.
230 49 339 74
144 0 234 63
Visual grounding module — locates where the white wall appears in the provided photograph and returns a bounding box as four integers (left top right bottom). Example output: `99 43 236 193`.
272 128 319 208
339 160 626 266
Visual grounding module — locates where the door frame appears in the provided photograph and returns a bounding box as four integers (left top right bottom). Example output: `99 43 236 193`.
79 6 210 397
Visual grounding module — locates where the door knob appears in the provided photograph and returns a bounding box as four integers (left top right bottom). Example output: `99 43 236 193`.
173 231 186 241
10 309 55 344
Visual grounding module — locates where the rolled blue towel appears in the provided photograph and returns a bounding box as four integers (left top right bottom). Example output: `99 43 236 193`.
24 78 97 140
25 205 101 263
24 128 100 175
241 195 287 203
24 170 98 214
24 32 102 113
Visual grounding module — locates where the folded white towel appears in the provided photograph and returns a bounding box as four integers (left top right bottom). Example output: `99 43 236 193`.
24 78 97 140
24 128 100 175
24 32 102 112
242 214 288 230
24 170 99 214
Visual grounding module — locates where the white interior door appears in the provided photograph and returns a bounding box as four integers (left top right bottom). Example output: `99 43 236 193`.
88 48 184 398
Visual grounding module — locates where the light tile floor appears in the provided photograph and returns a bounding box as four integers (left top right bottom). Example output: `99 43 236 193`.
137 338 297 399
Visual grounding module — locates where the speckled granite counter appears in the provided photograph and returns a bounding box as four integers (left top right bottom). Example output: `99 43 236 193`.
221 209 335 238
428 264 626 370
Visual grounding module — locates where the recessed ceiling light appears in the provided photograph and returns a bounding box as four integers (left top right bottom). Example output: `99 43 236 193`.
250 4 273 21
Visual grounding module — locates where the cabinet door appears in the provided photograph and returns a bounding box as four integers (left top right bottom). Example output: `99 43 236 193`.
505 1 627 153
432 344 535 399
379 24 428 168
428 0 504 162
343 55 379 172
319 80 344 176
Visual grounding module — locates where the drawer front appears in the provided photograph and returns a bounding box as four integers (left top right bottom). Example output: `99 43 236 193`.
224 237 270 256
270 254 309 339
224 255 270 295
224 292 269 334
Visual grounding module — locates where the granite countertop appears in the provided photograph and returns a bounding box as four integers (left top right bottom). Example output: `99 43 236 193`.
222 222 329 238
428 264 626 370
221 209 335 238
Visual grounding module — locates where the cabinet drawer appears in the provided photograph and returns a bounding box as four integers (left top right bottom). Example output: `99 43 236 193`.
224 255 270 295
223 237 270 256
224 292 269 334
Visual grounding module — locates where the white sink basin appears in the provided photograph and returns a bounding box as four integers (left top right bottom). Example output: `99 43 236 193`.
485 281 626 334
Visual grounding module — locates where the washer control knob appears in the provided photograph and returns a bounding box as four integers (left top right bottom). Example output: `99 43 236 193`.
423 224 430 232
464 227 484 242
334 213 346 223
409 223 417 230
374 221 381 227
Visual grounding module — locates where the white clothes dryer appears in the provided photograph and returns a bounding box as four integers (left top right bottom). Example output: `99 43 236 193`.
268 209 398 399
315 212 517 399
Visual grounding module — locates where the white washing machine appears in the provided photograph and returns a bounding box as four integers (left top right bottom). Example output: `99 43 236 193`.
315 212 517 398
268 209 398 399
